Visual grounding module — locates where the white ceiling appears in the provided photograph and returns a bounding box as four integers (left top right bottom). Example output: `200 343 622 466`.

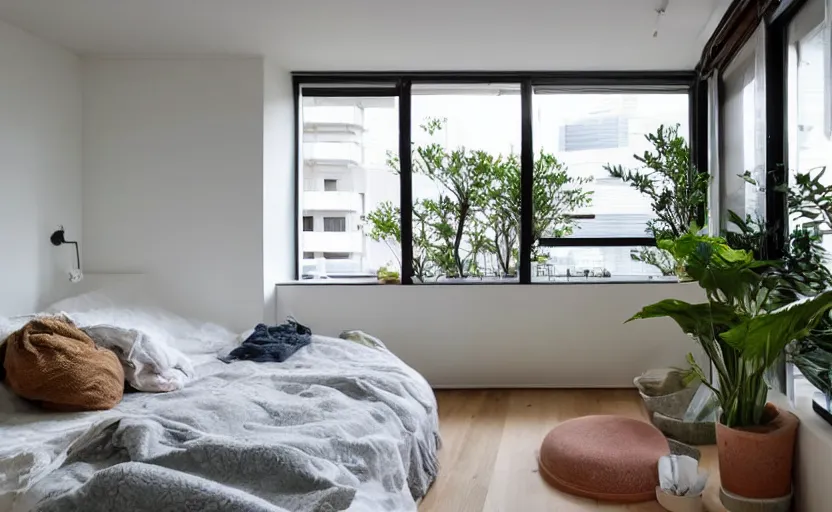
0 0 731 71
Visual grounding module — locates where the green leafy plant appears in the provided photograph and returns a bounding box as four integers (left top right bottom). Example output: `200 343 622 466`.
605 125 709 275
780 168 832 396
483 152 592 276
713 168 832 397
369 117 592 280
365 201 402 269
364 199 439 282
627 231 832 427
376 265 400 283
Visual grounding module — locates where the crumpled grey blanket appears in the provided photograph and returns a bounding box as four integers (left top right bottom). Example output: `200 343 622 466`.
2 335 439 512
81 324 195 392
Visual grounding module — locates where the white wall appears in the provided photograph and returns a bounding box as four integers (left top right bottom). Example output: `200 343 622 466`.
793 393 832 512
0 19 82 316
263 60 296 324
82 57 267 331
276 283 706 387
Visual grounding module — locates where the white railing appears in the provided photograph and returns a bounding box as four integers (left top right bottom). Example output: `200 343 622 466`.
303 231 363 254
302 191 362 212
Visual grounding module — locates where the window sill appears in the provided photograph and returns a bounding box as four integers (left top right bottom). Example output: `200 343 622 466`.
278 275 681 286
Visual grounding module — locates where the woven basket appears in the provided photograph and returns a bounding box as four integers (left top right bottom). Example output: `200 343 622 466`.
634 369 716 446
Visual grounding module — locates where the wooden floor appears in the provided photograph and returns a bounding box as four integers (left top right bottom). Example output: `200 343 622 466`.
420 389 724 512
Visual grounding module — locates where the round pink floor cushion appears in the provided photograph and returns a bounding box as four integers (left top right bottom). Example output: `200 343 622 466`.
538 415 669 502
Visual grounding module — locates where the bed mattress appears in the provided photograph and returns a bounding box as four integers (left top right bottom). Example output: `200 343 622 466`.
0 325 439 512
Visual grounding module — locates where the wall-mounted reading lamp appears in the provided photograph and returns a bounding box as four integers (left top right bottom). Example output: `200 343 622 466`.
50 226 83 282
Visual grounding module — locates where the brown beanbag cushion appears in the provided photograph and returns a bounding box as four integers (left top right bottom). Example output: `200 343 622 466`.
538 415 669 503
1 316 124 411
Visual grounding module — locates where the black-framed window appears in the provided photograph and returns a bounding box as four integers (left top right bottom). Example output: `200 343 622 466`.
293 72 701 283
532 85 691 282
297 85 399 280
777 0 832 402
323 217 346 232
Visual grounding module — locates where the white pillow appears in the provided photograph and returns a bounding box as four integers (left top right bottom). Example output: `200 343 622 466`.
46 292 237 356
0 315 37 342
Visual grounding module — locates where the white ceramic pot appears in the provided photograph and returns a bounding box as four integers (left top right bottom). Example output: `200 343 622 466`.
656 487 703 512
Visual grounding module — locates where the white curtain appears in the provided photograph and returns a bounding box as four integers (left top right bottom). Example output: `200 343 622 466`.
719 23 767 227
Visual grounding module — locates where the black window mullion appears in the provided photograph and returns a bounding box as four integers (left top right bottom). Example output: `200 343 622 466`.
765 19 789 261
300 87 399 98
520 79 534 284
692 80 709 228
293 80 301 281
538 237 657 248
399 80 414 285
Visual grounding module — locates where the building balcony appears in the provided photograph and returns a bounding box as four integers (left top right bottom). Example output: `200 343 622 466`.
304 121 364 141
303 231 363 254
302 141 362 167
302 191 363 212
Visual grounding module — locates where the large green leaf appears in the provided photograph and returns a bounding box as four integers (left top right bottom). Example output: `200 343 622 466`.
627 299 740 338
721 289 832 366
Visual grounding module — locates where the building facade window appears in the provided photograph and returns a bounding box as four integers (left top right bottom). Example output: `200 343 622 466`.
323 252 351 259
302 216 314 232
303 251 315 259
324 179 338 191
323 217 346 232
560 116 629 152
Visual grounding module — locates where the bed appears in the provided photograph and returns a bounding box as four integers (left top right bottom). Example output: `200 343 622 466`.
0 294 440 512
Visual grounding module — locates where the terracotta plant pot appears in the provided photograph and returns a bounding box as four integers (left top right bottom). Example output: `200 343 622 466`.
716 403 799 500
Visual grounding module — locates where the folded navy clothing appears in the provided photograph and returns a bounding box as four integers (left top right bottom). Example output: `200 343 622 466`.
221 319 312 363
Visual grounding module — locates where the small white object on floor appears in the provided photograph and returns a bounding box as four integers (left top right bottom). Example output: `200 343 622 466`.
659 454 708 496
656 454 708 512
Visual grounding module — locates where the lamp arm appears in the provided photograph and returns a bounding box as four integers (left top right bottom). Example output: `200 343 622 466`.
65 240 80 270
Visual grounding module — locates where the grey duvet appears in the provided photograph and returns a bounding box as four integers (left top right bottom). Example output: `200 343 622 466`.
0 336 439 512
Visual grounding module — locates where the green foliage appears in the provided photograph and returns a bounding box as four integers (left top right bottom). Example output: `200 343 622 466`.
366 117 592 280
711 167 832 398
376 265 400 283
483 151 592 275
606 125 709 274
780 167 832 397
723 209 768 260
629 232 832 428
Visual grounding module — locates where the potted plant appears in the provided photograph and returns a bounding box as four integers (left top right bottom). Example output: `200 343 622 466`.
605 125 709 276
719 168 832 424
626 231 832 505
376 265 400 285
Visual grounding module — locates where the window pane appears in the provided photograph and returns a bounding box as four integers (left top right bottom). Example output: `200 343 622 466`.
323 217 346 232
720 25 767 227
302 251 315 259
531 246 677 283
790 4 831 193
300 94 399 280
302 216 314 232
409 84 521 283
786 0 832 402
533 90 689 279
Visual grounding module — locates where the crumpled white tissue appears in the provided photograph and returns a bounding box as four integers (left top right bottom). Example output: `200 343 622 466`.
658 455 709 496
